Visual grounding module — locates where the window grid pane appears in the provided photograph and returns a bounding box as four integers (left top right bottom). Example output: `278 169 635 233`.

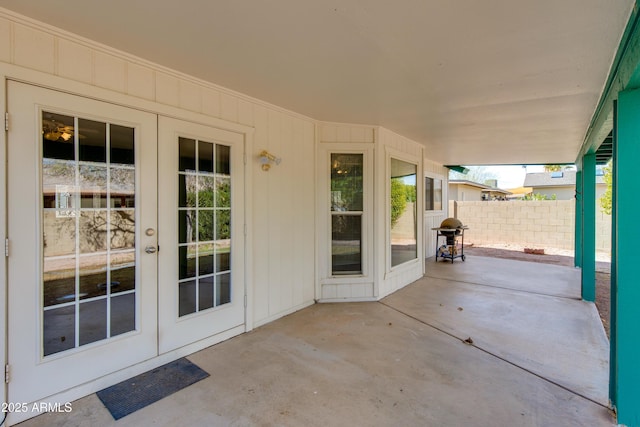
42 111 137 357
178 139 232 317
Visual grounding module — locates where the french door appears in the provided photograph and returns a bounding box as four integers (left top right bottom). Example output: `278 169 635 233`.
7 82 158 405
157 117 245 354
6 82 245 407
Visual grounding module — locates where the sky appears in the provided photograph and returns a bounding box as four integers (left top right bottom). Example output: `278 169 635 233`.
483 165 545 189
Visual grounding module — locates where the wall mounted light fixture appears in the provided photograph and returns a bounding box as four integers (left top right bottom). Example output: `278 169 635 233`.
258 150 282 171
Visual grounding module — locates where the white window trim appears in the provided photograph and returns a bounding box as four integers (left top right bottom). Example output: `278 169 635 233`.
424 171 446 215
386 148 423 274
317 143 374 285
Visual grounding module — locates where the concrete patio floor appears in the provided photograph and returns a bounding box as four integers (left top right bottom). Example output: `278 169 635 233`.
18 256 614 427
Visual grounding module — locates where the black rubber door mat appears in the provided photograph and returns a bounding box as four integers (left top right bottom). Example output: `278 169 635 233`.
96 357 209 420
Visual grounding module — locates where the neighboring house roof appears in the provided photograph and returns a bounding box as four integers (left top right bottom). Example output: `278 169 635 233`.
449 180 490 190
483 188 512 195
449 180 512 195
524 171 604 187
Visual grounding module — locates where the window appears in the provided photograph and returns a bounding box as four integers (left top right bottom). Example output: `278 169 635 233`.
331 153 363 275
390 158 417 267
177 138 231 316
425 177 442 211
41 111 137 356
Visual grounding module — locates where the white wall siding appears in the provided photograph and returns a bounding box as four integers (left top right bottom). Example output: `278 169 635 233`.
0 12 317 329
251 107 317 326
57 39 93 84
93 51 126 92
13 23 55 73
424 158 448 177
126 62 155 100
320 122 375 143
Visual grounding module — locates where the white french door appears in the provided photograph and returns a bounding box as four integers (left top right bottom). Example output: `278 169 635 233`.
157 116 245 354
6 82 158 405
6 83 246 409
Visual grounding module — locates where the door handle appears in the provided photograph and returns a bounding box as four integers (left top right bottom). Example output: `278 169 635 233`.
145 245 158 254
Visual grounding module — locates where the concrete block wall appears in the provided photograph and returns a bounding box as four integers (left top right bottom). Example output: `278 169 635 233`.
451 200 611 254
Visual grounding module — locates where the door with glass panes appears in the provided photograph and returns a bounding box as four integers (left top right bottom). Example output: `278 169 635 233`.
6 83 245 406
6 82 158 405
157 116 245 354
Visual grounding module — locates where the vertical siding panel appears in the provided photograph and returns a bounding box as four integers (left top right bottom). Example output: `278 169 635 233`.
291 118 305 306
220 93 239 123
93 51 126 93
155 72 180 107
280 114 294 310
252 105 270 323
127 63 155 100
267 109 283 315
292 119 315 305
201 88 221 118
57 39 92 84
13 24 54 73
0 18 10 63
350 127 366 143
321 125 337 142
336 126 350 142
179 80 202 113
303 120 317 302
238 99 254 126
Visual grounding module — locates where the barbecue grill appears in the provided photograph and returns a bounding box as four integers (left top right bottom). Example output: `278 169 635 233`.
432 218 467 263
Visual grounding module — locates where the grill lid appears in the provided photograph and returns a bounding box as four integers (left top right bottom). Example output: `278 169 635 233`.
440 218 463 229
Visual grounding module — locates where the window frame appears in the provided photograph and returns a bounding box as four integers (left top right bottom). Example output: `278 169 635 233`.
389 157 419 268
330 152 364 276
318 144 374 284
425 175 444 212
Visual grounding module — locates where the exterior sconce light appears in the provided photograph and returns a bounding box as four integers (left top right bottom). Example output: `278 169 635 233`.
259 150 281 171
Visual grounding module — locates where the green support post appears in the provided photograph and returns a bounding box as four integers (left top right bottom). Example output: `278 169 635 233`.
613 89 640 426
609 100 618 406
574 170 583 268
581 153 596 302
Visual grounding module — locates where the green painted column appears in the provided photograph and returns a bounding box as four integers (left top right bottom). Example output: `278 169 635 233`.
609 100 618 406
574 170 583 268
614 88 640 426
581 153 596 302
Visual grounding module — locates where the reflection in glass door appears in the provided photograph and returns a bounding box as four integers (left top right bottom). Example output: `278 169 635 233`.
177 137 232 316
42 111 137 356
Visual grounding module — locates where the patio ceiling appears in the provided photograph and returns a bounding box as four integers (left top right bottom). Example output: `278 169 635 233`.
0 1 633 165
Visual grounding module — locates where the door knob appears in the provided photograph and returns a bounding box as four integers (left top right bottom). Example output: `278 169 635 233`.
145 246 157 254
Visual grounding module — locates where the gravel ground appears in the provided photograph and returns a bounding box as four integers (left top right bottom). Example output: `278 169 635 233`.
462 244 611 338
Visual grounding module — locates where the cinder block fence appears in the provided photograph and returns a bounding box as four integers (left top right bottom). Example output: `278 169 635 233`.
450 200 611 254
